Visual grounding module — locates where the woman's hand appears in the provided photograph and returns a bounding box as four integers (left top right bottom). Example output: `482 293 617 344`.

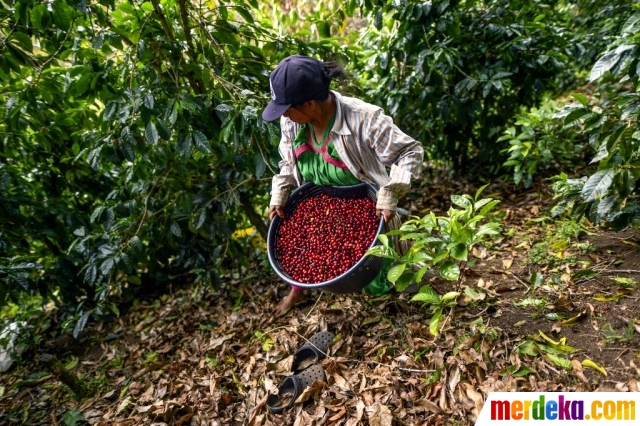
377 209 395 223
269 205 285 220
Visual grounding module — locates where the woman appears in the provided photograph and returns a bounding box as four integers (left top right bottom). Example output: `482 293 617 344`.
263 55 424 315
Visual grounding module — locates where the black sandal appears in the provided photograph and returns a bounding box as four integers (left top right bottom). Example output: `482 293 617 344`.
266 364 326 414
291 331 335 374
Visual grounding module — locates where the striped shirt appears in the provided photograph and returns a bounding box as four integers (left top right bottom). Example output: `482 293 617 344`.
270 91 424 211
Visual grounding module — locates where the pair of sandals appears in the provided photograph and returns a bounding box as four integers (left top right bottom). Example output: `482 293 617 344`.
266 331 335 414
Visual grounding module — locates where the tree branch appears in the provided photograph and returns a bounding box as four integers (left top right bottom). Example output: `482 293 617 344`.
239 191 268 240
149 0 175 41
177 0 197 61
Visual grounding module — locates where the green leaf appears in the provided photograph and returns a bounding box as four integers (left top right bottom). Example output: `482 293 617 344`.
473 198 493 211
596 196 616 221
581 169 614 202
590 141 609 164
10 32 33 53
145 121 159 145
464 286 484 301
127 275 141 285
104 102 118 121
395 272 414 292
72 311 91 339
571 93 589 107
194 208 206 230
62 409 86 426
156 118 171 141
511 366 536 377
317 21 331 38
100 258 114 276
75 73 92 95
582 359 607 376
411 285 440 305
513 298 545 308
377 234 389 247
439 260 460 281
407 251 433 264
432 251 449 265
374 9 383 30
178 132 192 157
572 269 597 280
84 265 97 285
31 4 48 31
451 195 472 209
414 264 430 283
140 2 154 12
254 153 266 179
563 107 591 126
429 308 443 335
144 92 154 110
441 291 460 302
474 184 490 202
622 12 640 34
52 0 72 31
612 277 637 288
478 200 500 216
170 222 182 237
129 236 144 254
387 263 406 283
590 50 623 82
234 6 254 24
545 353 572 370
530 271 544 289
365 245 397 259
192 130 211 154
450 243 468 261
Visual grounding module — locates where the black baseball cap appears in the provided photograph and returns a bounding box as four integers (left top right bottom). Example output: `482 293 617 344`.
262 55 331 121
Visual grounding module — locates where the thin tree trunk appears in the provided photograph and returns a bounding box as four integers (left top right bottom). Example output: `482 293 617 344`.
40 354 88 399
239 192 268 241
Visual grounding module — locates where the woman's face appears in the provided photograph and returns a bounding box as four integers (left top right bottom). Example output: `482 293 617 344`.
282 102 313 124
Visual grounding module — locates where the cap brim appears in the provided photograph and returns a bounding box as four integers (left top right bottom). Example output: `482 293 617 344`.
262 100 291 121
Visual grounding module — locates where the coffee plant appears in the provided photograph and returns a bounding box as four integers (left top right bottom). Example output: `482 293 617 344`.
366 185 501 333
351 0 631 175
0 0 344 335
368 185 501 285
500 99 585 188
352 0 571 173
0 0 635 343
550 9 640 230
409 286 460 336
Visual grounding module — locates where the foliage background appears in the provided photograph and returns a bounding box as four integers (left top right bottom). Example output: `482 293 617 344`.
0 0 638 339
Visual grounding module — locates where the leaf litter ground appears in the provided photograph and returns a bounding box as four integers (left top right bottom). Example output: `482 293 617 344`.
1 177 639 425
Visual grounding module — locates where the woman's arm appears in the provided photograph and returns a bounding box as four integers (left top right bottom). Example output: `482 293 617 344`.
269 118 300 211
367 109 424 211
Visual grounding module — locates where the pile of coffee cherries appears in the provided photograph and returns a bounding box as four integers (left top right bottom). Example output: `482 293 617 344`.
275 193 380 283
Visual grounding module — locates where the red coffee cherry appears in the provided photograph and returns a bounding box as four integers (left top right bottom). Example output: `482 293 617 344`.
276 193 379 283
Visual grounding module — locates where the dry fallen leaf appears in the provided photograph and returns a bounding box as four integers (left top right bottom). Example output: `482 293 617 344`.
502 257 514 270
333 373 352 393
449 367 461 393
354 399 366 422
369 403 393 426
414 398 443 414
208 334 234 350
459 382 483 422
571 359 589 384
294 380 325 405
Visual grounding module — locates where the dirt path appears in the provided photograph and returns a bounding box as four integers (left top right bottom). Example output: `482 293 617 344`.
1 179 639 425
